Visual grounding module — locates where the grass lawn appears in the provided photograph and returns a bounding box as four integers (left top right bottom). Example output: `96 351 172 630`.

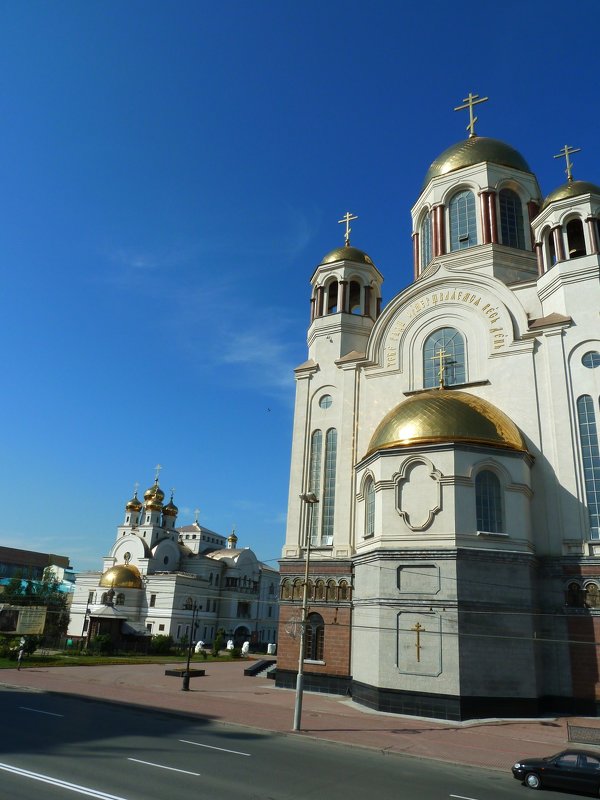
0 652 243 669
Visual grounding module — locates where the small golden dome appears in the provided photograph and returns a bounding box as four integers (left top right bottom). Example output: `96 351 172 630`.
144 480 164 510
99 563 144 589
367 389 527 456
320 245 375 266
125 492 142 512
163 496 178 517
423 136 531 189
541 180 600 211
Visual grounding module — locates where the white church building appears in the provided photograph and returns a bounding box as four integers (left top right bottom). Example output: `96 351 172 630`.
276 96 600 720
68 476 279 650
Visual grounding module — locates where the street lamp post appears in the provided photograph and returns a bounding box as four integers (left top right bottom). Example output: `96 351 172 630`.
182 602 199 691
293 491 319 731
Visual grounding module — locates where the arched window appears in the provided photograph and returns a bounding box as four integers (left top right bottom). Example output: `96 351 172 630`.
566 218 586 258
292 579 303 600
577 395 600 539
280 579 291 600
338 580 351 600
327 280 338 314
421 210 433 269
499 189 525 249
321 428 337 546
304 612 324 660
423 327 466 388
309 430 323 543
326 579 337 601
566 582 584 607
116 593 125 606
307 579 314 600
475 470 503 533
585 583 600 609
349 281 361 314
449 190 477 251
314 580 325 600
365 477 375 537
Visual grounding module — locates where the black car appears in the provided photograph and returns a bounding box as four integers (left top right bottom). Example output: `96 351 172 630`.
512 749 600 793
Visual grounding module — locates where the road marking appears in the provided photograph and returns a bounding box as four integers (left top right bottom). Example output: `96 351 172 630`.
19 706 64 717
450 795 481 800
179 739 251 757
0 761 130 799
127 757 200 776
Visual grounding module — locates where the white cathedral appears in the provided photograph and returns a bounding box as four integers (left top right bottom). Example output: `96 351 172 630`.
276 96 600 720
68 476 279 650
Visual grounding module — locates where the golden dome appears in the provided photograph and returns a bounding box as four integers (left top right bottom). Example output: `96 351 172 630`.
320 245 375 266
99 563 144 589
422 136 531 189
125 491 142 512
541 180 600 210
367 389 527 456
163 496 178 517
144 480 164 510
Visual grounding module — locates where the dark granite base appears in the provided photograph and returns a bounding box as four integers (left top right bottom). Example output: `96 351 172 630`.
275 668 351 696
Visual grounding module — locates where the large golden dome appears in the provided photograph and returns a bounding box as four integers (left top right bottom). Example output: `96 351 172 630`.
423 136 531 189
144 480 164 510
541 180 600 210
99 564 144 589
367 389 527 456
320 245 375 266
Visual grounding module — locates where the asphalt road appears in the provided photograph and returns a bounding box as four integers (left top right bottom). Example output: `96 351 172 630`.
0 686 587 800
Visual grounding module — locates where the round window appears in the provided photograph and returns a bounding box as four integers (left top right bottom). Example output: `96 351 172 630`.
319 394 332 409
582 351 600 368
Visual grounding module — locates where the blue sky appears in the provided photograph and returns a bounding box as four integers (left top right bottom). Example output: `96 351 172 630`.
1 0 598 571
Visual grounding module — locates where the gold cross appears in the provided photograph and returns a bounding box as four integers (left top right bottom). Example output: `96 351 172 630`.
554 144 581 183
338 211 358 246
432 347 448 388
154 463 163 481
412 622 425 662
454 92 489 138
133 481 139 495
194 508 200 524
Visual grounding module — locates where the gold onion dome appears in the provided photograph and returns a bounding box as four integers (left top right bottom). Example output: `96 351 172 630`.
422 136 531 189
541 179 600 211
99 563 143 589
320 245 375 266
144 480 165 510
163 496 178 517
367 389 527 456
125 491 142 512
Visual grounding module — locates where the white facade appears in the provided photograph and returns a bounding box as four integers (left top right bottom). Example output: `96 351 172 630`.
278 128 600 719
68 480 279 648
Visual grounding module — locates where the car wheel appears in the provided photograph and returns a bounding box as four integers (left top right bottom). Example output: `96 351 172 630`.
525 772 541 789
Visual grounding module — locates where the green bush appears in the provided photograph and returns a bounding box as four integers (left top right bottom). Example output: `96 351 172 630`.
212 631 224 656
149 634 173 655
229 646 242 659
89 634 113 654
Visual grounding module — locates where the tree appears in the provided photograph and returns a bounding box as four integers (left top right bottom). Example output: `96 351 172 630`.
0 568 70 641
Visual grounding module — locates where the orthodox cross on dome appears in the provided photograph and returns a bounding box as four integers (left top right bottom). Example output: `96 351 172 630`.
133 481 139 495
338 211 358 246
170 487 176 500
554 144 581 183
154 463 162 482
194 508 200 524
454 92 489 138
411 621 425 662
432 347 449 388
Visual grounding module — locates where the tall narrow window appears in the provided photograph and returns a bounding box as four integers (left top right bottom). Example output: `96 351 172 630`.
476 470 503 532
499 188 525 249
327 280 338 314
421 210 433 269
449 190 477 251
349 280 361 314
304 612 324 660
365 477 375 537
577 395 600 539
309 430 322 544
423 327 466 388
321 428 337 546
567 219 586 258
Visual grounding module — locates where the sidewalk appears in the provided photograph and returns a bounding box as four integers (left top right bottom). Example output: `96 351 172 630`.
1 659 596 772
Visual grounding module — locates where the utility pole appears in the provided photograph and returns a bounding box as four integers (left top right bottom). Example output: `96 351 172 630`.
293 492 319 731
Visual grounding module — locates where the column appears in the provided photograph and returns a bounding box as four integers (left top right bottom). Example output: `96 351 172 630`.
586 217 600 254
316 285 325 317
480 192 491 244
339 280 348 313
528 201 540 250
364 285 372 318
412 232 420 280
552 226 565 262
535 242 544 276
433 205 445 256
487 191 498 243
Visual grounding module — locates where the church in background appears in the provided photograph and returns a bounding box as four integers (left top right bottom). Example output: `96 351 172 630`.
277 94 600 720
68 475 279 649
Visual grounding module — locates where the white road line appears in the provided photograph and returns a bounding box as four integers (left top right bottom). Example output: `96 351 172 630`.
179 739 251 757
450 795 481 800
0 761 130 799
19 706 64 717
127 757 200 776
